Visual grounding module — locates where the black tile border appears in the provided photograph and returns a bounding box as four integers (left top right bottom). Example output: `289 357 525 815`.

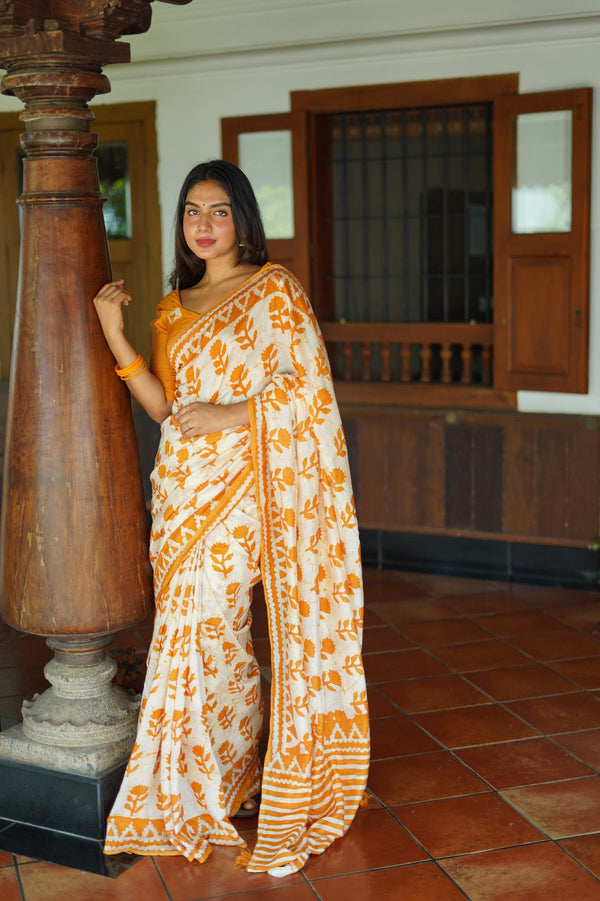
360 528 600 588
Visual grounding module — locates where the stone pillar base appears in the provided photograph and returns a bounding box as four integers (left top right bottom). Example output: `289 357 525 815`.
0 636 141 777
0 722 138 778
0 636 142 873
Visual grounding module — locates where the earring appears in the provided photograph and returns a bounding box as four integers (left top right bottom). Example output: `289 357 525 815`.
238 242 245 248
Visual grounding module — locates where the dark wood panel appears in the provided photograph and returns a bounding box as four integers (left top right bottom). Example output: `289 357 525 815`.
473 426 503 533
387 420 418 527
444 423 473 530
339 404 600 547
508 256 571 376
413 420 445 529
385 418 446 530
503 422 537 536
536 429 569 538
356 416 389 526
565 426 600 540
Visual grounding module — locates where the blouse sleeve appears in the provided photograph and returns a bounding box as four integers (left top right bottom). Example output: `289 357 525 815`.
150 296 178 403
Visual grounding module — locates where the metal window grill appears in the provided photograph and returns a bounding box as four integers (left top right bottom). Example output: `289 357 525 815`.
330 103 494 325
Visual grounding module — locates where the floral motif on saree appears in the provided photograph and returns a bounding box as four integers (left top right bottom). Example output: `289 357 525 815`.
104 263 370 872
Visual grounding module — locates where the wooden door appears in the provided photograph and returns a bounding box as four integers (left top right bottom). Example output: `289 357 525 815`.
0 101 162 377
221 111 311 292
493 88 592 394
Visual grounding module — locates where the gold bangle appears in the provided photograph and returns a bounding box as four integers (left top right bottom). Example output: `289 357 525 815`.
120 362 147 381
115 354 146 380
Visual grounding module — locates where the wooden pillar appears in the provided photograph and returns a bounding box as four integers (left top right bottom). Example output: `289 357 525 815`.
0 1 190 768
0 66 155 638
0 11 156 640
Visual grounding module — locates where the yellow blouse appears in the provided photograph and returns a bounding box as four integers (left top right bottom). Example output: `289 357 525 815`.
150 290 198 402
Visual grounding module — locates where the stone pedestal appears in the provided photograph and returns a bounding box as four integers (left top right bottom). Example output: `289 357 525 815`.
0 637 141 874
0 637 140 777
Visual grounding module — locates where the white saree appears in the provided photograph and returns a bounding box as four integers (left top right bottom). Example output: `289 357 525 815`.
104 263 370 873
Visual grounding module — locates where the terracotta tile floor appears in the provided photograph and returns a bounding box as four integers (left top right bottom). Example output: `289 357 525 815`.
1 567 600 899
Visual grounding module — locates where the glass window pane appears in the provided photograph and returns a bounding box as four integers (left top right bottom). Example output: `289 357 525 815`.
238 131 294 239
512 110 572 234
96 142 132 239
329 103 493 324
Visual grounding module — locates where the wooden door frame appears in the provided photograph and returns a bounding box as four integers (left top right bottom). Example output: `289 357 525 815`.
221 110 311 292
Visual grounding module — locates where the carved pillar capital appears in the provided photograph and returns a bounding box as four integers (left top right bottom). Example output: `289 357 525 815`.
0 0 193 70
0 0 154 56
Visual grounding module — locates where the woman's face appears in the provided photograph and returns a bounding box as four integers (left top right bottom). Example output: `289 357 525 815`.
182 180 239 264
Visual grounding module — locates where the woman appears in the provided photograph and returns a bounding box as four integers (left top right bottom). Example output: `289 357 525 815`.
94 160 369 876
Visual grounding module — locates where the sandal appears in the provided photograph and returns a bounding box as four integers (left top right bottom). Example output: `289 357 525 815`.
232 794 260 819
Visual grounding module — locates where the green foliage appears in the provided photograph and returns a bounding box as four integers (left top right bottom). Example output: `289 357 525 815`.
99 176 131 239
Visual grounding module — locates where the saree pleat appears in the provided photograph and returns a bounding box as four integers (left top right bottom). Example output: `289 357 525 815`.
104 263 369 870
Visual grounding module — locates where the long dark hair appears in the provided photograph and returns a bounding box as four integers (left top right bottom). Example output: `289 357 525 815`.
169 160 269 290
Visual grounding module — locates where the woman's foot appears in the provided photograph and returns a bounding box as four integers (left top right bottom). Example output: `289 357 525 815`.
232 795 260 818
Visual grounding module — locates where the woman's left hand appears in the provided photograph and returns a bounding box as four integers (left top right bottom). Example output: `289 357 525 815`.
174 400 249 438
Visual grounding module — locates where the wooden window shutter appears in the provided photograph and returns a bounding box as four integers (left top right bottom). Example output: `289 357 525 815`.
493 88 592 393
221 111 311 292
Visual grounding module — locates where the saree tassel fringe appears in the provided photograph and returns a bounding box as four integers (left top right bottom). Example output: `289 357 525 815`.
235 849 252 870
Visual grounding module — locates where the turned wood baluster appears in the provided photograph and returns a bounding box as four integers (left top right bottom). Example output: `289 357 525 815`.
461 343 473 384
361 342 372 381
400 343 412 383
343 342 353 380
482 344 492 385
440 342 452 384
420 343 432 383
381 342 391 382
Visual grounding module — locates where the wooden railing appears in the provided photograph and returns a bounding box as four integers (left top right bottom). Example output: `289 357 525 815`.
320 321 494 387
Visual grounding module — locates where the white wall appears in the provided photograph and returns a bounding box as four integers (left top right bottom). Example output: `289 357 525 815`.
1 1 599 413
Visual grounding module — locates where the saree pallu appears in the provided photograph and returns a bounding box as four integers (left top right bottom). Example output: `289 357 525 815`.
104 263 370 872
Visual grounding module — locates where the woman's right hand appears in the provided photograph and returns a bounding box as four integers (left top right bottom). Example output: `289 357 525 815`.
92 280 131 338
